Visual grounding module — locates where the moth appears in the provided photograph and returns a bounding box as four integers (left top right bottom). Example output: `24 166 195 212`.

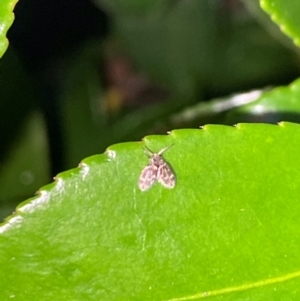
138 145 176 191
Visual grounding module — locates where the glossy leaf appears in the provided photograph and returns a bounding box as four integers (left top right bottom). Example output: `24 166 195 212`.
1 123 300 300
226 78 300 124
0 112 50 221
244 0 297 51
0 0 18 58
261 0 300 46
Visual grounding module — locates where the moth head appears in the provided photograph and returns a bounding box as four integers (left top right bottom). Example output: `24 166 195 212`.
143 144 173 158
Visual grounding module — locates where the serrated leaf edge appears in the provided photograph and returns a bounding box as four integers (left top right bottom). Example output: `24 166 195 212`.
0 0 18 58
0 122 298 235
260 0 300 47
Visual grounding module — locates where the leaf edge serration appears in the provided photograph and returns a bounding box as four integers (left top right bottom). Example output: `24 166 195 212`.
0 122 299 235
260 0 300 47
0 0 18 58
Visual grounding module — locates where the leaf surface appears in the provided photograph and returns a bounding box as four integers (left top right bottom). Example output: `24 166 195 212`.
0 0 18 58
1 123 300 300
226 78 300 124
261 0 300 46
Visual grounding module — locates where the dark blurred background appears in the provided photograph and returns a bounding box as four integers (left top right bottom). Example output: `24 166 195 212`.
1 0 300 219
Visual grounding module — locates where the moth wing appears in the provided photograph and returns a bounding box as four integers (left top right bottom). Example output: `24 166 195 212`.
157 162 176 189
138 164 158 191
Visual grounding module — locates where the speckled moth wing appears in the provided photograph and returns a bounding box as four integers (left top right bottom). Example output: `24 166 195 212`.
138 164 158 191
157 162 176 189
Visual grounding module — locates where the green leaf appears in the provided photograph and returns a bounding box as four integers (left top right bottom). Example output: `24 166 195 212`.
260 0 300 46
1 123 300 299
0 112 50 221
244 0 297 51
0 0 19 58
226 78 300 124
61 43 106 167
161 88 264 129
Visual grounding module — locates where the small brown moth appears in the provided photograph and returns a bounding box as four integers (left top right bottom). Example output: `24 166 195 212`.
138 145 176 191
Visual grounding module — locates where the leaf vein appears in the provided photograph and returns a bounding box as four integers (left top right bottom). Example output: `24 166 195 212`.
165 270 300 301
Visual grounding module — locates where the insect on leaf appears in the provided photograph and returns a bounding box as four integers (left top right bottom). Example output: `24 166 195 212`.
138 146 176 191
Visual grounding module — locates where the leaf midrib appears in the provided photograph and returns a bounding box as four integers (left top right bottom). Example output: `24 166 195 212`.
165 269 300 300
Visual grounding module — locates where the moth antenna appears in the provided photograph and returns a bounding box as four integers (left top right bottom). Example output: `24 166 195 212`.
143 146 154 157
157 144 173 156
